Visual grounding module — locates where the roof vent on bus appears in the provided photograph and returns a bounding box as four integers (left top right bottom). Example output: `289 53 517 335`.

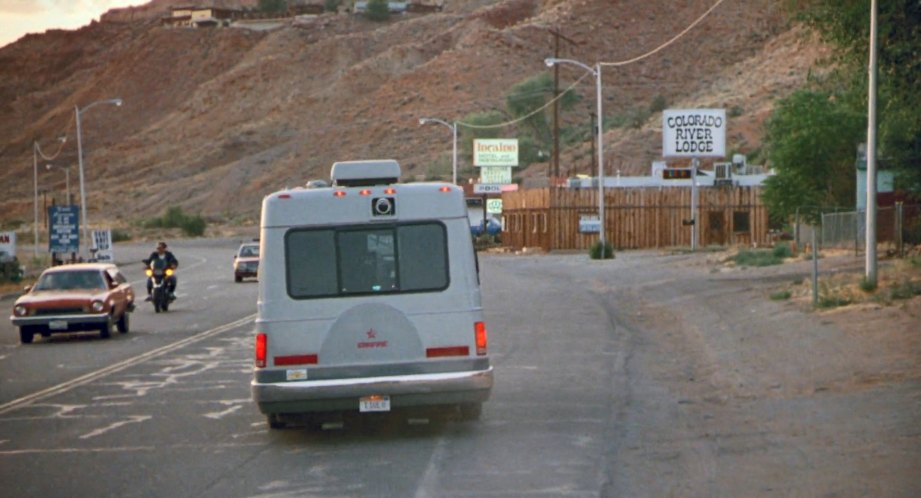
330 160 401 187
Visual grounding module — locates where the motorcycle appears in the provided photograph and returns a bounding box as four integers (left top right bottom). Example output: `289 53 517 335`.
143 258 176 313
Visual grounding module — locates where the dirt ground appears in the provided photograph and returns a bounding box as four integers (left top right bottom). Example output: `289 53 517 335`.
606 246 921 495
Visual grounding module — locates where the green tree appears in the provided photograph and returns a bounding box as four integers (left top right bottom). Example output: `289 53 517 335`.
504 73 579 161
324 0 341 12
366 0 390 21
258 0 287 13
761 89 865 222
794 0 921 195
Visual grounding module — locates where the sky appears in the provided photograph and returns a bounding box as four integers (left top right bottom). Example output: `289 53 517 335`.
0 0 149 48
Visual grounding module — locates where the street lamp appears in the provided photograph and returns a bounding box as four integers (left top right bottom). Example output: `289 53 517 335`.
545 57 606 251
33 136 67 258
46 163 72 205
75 98 122 257
418 117 458 185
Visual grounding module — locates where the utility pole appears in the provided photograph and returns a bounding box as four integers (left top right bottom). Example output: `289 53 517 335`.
547 27 578 181
865 0 878 285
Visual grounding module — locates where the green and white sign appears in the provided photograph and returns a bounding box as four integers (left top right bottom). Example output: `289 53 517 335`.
486 199 503 214
479 166 512 184
474 139 519 167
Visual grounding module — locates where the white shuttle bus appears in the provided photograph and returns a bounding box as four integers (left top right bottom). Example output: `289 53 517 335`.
251 160 493 429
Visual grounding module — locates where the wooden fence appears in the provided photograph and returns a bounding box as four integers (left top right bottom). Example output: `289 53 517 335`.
501 186 770 251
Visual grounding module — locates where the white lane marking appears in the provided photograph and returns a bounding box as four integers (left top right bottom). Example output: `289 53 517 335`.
414 436 449 498
0 314 256 416
204 404 243 420
79 415 152 440
0 441 266 456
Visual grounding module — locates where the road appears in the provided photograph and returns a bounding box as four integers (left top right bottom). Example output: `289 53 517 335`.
1 240 918 497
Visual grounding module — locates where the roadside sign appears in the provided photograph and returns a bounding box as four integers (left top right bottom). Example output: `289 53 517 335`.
0 231 15 258
662 109 726 158
473 184 503 194
48 205 79 254
473 139 519 167
579 215 600 233
662 168 693 180
92 229 114 262
486 199 503 214
480 166 512 184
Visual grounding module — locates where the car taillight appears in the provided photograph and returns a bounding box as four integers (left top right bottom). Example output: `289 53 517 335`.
255 333 267 368
475 321 488 355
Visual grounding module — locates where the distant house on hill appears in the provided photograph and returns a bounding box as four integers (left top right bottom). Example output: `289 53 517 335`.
162 6 242 28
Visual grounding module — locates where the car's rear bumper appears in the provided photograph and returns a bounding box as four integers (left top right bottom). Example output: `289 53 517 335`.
252 367 493 414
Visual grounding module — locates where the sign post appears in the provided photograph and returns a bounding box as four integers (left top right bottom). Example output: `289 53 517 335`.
662 109 727 251
48 205 80 261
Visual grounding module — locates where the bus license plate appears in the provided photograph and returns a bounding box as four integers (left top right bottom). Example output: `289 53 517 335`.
359 395 390 412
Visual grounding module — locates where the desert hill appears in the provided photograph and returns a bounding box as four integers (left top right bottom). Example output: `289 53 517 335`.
0 0 826 227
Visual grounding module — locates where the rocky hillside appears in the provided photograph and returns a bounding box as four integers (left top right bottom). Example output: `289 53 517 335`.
0 0 826 227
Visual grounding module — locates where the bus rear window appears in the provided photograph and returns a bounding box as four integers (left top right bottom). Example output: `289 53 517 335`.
285 222 449 299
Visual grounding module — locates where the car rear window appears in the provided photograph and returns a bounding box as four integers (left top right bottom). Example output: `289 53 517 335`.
285 222 448 299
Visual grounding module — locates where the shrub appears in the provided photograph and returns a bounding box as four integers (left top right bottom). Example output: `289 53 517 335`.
858 277 877 293
770 290 792 300
733 249 782 267
772 243 792 259
366 0 390 21
145 207 207 237
111 229 131 243
589 240 614 260
324 0 341 11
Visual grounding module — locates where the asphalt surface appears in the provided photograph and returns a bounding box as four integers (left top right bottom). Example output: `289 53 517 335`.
0 241 918 497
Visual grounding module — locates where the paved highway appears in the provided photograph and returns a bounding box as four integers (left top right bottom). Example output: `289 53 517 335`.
1 240 918 496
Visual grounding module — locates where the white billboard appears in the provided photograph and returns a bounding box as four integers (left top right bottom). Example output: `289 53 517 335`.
473 139 519 167
662 109 726 158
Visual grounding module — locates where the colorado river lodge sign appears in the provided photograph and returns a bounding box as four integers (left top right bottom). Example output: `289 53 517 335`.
662 109 726 158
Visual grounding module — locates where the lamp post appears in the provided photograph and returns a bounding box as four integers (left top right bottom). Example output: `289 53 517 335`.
75 98 122 257
33 136 67 258
46 163 72 205
545 57 606 251
418 117 458 185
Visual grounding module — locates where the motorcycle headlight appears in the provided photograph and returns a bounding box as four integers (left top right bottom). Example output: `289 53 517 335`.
91 300 105 313
145 269 153 277
165 268 174 277
13 305 27 317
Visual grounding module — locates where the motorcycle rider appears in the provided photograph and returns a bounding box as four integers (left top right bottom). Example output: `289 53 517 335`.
145 241 178 301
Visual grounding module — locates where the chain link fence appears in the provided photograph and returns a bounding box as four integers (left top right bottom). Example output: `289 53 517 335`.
795 203 921 256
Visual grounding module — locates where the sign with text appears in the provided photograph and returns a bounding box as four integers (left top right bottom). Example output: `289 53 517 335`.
92 229 114 262
579 215 600 233
479 166 512 184
486 199 503 214
662 109 726 158
473 139 519 167
0 231 15 258
48 205 79 254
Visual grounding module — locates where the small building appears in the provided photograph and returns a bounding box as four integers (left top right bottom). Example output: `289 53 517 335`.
162 6 242 28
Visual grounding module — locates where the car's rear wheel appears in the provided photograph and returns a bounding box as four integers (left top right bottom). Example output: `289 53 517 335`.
117 311 130 334
235 275 242 283
19 326 35 344
267 413 286 429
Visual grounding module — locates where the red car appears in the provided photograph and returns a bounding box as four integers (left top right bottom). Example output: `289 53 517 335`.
10 263 135 344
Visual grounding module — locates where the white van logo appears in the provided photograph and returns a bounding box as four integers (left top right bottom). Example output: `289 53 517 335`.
358 328 388 349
